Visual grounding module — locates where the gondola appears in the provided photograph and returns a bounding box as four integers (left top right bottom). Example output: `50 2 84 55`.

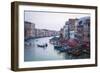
37 44 48 48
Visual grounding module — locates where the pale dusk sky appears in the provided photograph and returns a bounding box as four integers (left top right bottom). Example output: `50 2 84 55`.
24 11 90 31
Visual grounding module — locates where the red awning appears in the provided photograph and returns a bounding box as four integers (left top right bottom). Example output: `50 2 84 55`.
67 39 79 48
59 39 68 45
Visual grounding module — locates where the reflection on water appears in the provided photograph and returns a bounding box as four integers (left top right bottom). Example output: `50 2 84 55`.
24 36 90 61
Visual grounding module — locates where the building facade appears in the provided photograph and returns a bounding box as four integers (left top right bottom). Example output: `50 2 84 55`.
59 16 90 46
76 16 90 44
24 21 59 40
60 18 78 40
24 21 35 40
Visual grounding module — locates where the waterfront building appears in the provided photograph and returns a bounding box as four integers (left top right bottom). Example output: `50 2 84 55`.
76 16 90 45
68 19 79 39
63 21 69 39
24 21 35 40
35 29 43 38
59 16 90 47
35 29 59 38
62 19 78 39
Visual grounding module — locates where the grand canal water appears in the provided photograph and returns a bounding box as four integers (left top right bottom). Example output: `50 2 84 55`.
24 36 90 62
